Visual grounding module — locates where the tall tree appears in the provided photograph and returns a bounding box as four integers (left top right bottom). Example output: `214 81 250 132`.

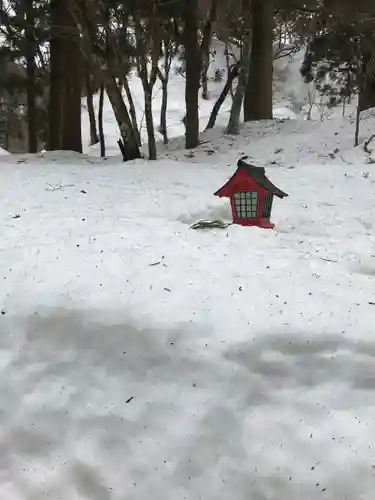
25 0 37 152
183 0 200 149
49 0 82 152
70 0 141 161
244 0 274 121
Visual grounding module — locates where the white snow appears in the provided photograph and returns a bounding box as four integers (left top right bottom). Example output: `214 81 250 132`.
1 52 375 500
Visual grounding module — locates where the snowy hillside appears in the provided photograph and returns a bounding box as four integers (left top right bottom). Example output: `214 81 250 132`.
1 45 375 500
82 42 314 155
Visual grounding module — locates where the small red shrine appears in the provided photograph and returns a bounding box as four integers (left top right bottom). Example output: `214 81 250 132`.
214 156 288 229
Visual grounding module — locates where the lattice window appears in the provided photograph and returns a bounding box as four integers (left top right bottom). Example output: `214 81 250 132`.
262 193 273 219
233 192 258 219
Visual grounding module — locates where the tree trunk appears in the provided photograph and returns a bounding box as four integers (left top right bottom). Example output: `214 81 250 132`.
61 0 82 152
227 37 251 134
49 0 82 152
68 0 140 161
184 0 200 149
98 83 105 157
206 62 239 130
359 78 375 111
86 71 99 145
201 52 209 100
159 33 173 145
243 0 274 121
144 86 157 160
354 100 360 147
25 0 37 153
160 80 168 144
200 0 217 101
124 77 141 146
104 72 141 161
49 0 63 150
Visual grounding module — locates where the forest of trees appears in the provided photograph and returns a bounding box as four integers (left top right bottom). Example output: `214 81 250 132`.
1 0 375 160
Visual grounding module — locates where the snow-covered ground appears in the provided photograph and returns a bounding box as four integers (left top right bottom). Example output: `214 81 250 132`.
1 48 375 500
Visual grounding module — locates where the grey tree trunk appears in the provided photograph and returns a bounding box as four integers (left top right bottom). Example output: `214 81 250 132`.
206 62 239 130
244 0 274 121
227 37 251 135
104 73 140 160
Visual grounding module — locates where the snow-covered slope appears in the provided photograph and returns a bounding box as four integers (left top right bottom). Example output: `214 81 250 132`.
81 41 314 155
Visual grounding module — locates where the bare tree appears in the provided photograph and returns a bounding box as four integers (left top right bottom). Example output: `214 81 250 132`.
206 61 239 130
134 2 161 160
70 0 141 161
183 0 201 149
158 20 177 145
226 0 251 135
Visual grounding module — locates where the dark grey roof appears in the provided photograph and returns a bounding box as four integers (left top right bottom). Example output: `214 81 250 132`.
237 157 288 199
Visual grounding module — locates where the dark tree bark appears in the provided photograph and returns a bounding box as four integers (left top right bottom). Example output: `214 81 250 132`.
160 79 169 144
359 52 375 111
158 26 174 145
49 0 82 152
144 87 156 160
200 0 217 100
184 0 201 149
61 0 82 152
243 0 274 121
86 71 99 145
206 62 240 130
98 83 105 157
25 0 37 153
49 0 63 150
